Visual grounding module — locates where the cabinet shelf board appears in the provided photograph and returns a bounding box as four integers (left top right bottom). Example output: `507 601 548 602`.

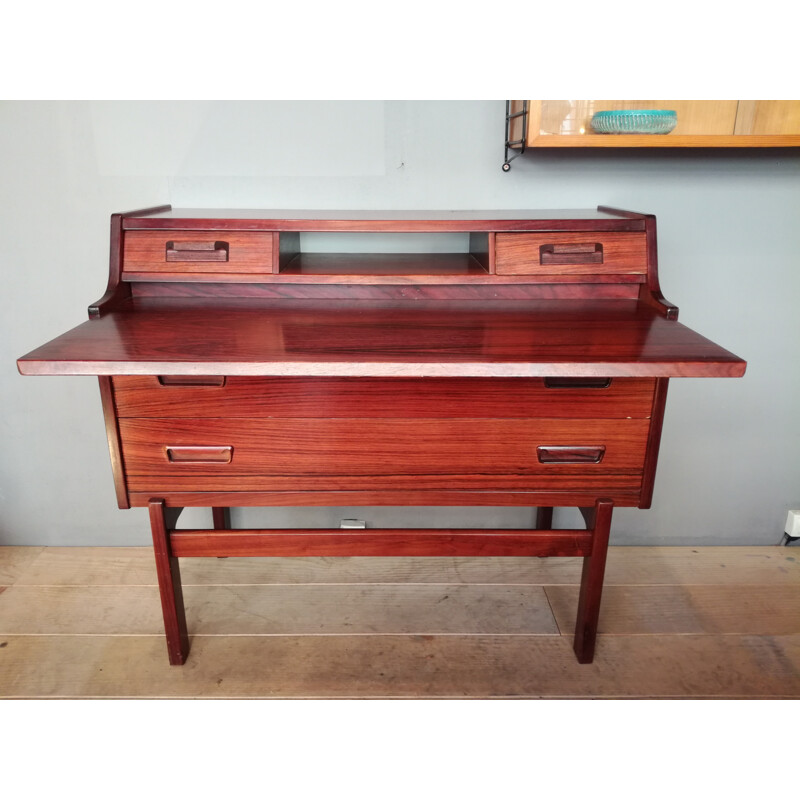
280 252 489 277
527 134 800 148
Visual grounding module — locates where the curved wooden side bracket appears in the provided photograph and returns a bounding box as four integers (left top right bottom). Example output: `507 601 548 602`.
89 204 172 317
597 207 679 319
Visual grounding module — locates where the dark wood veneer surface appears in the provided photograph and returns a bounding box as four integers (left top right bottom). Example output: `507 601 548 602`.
18 299 745 378
112 376 657 418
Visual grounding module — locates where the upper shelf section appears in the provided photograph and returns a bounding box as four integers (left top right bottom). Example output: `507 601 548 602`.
510 101 800 148
116 208 653 287
88 205 674 313
121 207 647 231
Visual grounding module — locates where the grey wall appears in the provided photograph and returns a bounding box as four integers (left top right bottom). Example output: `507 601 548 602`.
2 100 798 546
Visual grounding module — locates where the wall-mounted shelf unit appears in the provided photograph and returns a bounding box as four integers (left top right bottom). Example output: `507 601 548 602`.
507 101 800 150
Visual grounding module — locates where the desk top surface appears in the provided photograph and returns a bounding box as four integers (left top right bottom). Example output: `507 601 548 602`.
18 299 745 378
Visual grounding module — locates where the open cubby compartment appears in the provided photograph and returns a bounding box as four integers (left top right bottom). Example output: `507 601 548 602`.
277 231 492 277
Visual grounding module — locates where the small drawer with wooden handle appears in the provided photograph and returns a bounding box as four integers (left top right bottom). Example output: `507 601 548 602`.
495 232 647 277
118 417 650 495
122 231 275 276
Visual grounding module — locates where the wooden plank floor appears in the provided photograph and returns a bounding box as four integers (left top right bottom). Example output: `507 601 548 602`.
0 546 798 698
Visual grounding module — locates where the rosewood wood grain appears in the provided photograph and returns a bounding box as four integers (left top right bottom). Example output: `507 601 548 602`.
212 507 230 530
639 377 670 509
97 376 129 509
128 489 644 508
120 208 649 232
17 299 747 379
124 473 646 495
496 232 648 277
165 241 229 262
279 252 489 276
573 499 614 663
111 376 657 419
89 213 129 317
118 417 651 482
122 270 646 286
123 231 274 276
595 208 679 319
129 282 643 301
640 213 679 319
89 205 172 317
168 528 593 557
148 499 189 665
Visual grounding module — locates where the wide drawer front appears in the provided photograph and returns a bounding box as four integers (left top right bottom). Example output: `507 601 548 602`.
112 376 656 419
119 417 649 492
122 231 275 276
495 232 647 277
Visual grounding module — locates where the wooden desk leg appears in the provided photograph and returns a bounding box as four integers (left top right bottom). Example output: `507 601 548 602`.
573 499 614 664
536 506 554 530
212 506 231 530
149 499 190 665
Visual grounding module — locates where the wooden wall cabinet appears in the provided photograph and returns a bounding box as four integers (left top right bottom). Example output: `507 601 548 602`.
17 206 746 668
509 100 800 148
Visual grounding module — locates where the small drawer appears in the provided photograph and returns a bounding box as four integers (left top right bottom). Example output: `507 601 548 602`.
495 232 647 277
122 231 275 276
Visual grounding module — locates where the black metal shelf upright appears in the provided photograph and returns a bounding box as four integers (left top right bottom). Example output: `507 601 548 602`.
503 101 528 171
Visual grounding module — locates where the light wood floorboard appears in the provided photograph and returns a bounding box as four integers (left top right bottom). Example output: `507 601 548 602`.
0 633 797 699
0 584 557 635
545 584 800 635
0 546 45 585
12 546 800 586
1 545 798 698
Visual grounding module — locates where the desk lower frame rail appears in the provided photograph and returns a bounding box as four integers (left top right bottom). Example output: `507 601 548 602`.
147 497 614 667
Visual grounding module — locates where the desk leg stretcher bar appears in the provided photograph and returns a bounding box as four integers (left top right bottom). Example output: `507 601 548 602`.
147 498 614 666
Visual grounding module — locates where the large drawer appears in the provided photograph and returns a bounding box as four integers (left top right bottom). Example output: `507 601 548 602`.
112 376 656 419
118 417 650 492
495 232 647 277
122 231 275 275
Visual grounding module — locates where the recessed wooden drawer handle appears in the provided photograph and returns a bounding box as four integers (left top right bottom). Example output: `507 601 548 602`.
544 377 612 389
166 446 233 464
539 243 603 265
158 376 227 387
537 445 606 464
165 241 230 262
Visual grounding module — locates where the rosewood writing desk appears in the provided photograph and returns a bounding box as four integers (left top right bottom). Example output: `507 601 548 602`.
17 206 746 666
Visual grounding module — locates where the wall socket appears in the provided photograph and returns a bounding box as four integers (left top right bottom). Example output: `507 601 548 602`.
340 519 366 529
785 510 800 539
